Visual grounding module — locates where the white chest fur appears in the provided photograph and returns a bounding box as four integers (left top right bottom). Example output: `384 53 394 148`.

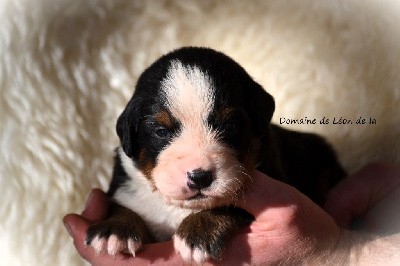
116 148 196 241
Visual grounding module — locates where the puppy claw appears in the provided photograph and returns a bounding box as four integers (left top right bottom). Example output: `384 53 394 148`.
173 235 210 264
193 248 210 265
86 221 143 257
90 235 107 255
87 234 141 257
107 234 124 256
128 238 141 257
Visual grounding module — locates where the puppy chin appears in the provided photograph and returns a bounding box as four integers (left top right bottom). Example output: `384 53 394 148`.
165 194 236 209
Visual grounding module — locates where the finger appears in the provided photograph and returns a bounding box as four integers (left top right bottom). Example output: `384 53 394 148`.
81 188 110 223
325 162 400 227
355 183 400 234
134 241 184 265
215 232 253 265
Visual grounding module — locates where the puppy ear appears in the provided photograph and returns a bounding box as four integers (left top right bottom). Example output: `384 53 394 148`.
247 82 275 136
116 98 140 158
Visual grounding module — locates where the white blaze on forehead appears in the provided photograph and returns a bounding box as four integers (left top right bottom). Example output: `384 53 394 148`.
152 60 248 208
161 60 215 124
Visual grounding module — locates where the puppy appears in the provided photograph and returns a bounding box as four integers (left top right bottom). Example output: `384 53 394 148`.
86 47 345 263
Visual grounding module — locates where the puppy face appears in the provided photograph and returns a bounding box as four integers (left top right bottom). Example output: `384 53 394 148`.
117 47 275 209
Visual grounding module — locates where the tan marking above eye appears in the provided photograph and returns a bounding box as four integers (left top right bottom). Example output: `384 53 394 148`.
154 110 175 129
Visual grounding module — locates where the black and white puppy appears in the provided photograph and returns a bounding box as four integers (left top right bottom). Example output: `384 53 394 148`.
86 47 345 264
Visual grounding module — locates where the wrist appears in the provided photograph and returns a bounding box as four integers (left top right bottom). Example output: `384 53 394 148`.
342 231 400 265
306 228 391 265
303 228 353 265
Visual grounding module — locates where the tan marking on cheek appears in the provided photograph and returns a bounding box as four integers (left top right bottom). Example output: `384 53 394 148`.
138 149 157 189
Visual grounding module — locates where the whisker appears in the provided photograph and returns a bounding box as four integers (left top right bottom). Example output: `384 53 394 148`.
225 165 254 207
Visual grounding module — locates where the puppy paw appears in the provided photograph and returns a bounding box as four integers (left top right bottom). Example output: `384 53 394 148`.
85 220 143 257
173 208 251 264
173 218 228 263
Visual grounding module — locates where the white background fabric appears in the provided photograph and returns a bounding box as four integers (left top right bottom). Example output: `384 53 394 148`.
1 0 399 265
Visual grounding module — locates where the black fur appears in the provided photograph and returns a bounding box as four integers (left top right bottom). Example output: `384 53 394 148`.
107 150 128 197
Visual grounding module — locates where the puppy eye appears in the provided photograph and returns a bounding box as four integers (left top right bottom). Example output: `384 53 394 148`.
154 126 171 139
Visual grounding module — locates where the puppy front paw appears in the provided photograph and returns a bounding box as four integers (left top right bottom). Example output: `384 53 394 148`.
173 211 237 264
173 208 252 264
85 220 143 257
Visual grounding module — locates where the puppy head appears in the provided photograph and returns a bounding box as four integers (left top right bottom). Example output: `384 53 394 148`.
117 47 275 209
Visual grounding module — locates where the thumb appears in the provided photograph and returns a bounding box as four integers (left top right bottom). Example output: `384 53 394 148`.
63 214 97 262
237 170 302 219
81 188 110 222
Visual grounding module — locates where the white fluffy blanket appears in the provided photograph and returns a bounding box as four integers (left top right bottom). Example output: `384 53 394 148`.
1 0 399 265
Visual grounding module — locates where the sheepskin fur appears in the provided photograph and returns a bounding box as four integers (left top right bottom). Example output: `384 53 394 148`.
1 0 399 265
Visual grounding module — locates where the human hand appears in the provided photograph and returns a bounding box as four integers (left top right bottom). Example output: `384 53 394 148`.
218 170 341 265
325 162 400 234
64 170 343 265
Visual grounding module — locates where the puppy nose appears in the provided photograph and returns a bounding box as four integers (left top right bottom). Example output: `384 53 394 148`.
187 169 213 190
